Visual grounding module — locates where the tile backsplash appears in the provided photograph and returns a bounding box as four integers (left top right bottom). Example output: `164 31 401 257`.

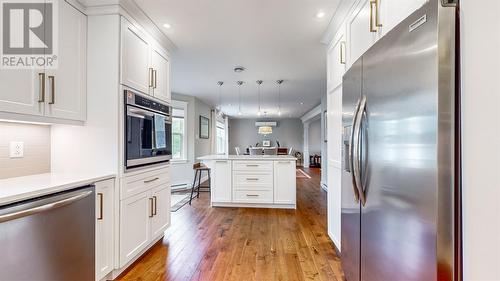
0 122 51 179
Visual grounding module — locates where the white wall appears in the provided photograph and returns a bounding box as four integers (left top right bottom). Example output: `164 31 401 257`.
170 93 212 188
461 1 500 280
321 94 328 188
308 118 322 155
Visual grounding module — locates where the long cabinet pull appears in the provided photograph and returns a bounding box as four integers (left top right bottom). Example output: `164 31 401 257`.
246 178 259 181
153 69 157 89
369 0 377 32
97 193 103 220
144 177 159 183
246 164 259 167
149 68 154 88
153 196 157 216
48 75 55 104
246 194 259 197
340 41 346 65
38 73 45 102
375 0 382 27
149 198 154 217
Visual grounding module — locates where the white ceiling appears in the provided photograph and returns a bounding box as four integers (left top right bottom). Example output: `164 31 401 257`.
135 0 340 118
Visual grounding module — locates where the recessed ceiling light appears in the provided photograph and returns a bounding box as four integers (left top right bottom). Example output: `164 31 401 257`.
300 102 304 105
163 23 171 29
316 11 326 18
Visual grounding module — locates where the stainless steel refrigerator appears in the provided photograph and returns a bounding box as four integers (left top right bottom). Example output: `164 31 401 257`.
341 1 460 281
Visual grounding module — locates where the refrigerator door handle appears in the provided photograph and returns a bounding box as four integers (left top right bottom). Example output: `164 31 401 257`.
349 99 362 202
353 95 367 206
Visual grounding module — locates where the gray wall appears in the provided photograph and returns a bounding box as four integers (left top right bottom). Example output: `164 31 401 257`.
194 98 212 159
309 118 321 155
228 118 303 155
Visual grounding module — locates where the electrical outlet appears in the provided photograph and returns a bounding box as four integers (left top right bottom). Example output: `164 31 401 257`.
9 141 24 158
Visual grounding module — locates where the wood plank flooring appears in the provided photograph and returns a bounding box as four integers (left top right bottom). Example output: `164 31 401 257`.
117 168 344 281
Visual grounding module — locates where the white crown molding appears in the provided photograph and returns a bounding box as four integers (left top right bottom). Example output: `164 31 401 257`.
320 0 356 45
301 104 322 124
76 0 177 52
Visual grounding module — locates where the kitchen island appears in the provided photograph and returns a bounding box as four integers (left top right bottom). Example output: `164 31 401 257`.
198 155 297 209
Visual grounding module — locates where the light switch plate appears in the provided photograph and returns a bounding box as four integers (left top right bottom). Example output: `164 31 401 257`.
9 141 24 158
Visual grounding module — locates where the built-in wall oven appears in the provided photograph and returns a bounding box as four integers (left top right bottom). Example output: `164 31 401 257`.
125 90 172 169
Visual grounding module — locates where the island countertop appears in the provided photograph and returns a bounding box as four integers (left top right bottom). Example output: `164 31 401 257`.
198 155 297 161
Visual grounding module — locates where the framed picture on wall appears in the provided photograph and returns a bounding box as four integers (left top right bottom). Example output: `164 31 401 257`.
262 140 271 147
324 110 328 142
199 116 210 139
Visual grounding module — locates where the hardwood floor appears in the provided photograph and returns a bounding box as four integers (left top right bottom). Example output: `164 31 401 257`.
117 168 344 281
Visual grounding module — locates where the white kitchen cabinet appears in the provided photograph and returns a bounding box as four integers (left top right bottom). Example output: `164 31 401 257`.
273 160 296 205
45 2 86 121
121 18 171 103
121 17 151 94
0 1 86 123
95 179 115 281
150 185 171 240
211 160 232 203
119 192 151 267
150 46 171 103
327 24 347 91
378 0 428 36
346 0 379 67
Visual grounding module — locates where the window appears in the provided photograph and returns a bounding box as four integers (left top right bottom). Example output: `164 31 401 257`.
216 121 226 155
171 101 188 161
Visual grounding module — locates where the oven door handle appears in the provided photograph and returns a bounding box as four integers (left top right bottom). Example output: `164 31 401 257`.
127 106 156 119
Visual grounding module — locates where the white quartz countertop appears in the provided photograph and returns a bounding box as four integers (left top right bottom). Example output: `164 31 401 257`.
0 172 115 206
198 155 297 161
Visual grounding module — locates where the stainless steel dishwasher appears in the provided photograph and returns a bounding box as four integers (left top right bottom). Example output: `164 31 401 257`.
0 185 95 281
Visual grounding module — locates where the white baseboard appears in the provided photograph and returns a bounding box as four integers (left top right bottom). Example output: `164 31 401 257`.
328 231 341 253
171 175 209 190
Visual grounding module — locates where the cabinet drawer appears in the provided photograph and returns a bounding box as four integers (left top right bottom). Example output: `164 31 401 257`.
232 161 273 172
121 168 169 200
233 190 273 204
233 172 273 189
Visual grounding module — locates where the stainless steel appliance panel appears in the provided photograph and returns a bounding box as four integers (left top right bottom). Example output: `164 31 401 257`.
359 2 442 280
0 186 95 281
341 58 363 281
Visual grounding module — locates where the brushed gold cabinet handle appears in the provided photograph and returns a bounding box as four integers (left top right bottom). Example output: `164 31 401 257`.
369 1 377 32
149 68 154 88
38 73 45 102
48 75 55 104
153 69 157 89
97 193 103 220
375 0 382 27
153 196 157 216
340 41 346 65
149 197 154 217
246 194 259 197
144 177 159 183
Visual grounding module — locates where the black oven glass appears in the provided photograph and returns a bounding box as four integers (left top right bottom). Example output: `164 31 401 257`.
126 105 172 166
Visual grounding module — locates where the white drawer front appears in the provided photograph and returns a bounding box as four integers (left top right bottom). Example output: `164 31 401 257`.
233 172 273 190
121 168 170 200
232 161 273 172
233 190 273 204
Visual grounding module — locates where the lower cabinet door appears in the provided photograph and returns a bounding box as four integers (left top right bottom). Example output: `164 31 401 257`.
273 160 296 204
150 185 171 240
119 191 151 267
95 179 115 280
211 160 232 202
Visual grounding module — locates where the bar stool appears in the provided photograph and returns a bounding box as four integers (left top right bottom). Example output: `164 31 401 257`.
189 163 211 205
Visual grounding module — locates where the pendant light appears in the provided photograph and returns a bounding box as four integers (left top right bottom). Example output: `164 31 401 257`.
217 81 223 112
256 80 263 116
237 81 244 116
276 80 284 116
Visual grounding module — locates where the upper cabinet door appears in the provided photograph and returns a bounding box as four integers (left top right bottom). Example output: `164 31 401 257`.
327 25 347 91
0 70 44 117
378 0 428 36
45 1 86 121
347 0 378 67
150 46 171 103
121 17 151 94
